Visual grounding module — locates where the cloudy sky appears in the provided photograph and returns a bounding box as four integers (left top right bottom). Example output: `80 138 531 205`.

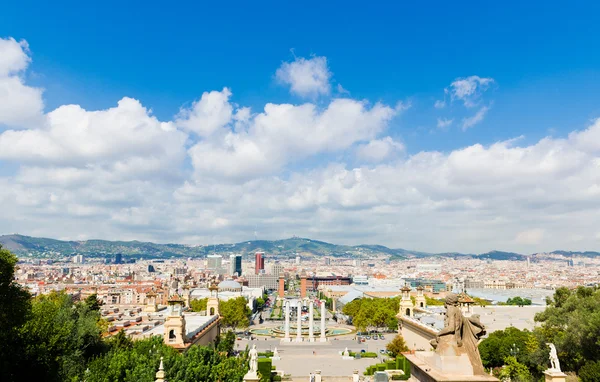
1 2 600 253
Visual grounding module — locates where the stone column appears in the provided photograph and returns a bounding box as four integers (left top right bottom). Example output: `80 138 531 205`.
283 301 290 342
308 301 315 342
296 301 303 342
319 300 327 342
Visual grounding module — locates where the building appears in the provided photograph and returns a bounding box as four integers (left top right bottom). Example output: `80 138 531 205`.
72 254 84 264
271 262 284 277
352 275 368 285
207 255 222 270
255 252 265 275
295 255 301 265
247 274 278 290
404 278 446 293
114 253 123 264
307 275 352 291
229 255 242 276
324 257 331 266
415 263 442 273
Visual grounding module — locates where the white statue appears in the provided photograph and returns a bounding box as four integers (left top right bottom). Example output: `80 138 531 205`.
547 343 561 371
249 344 259 374
273 347 279 357
343 347 349 357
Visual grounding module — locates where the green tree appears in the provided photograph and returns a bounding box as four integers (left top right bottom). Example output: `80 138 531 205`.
219 297 251 329
478 327 532 369
534 286 600 372
425 296 445 306
84 293 103 311
190 298 208 312
579 360 600 382
19 290 106 381
0 245 32 381
497 356 532 382
386 334 409 357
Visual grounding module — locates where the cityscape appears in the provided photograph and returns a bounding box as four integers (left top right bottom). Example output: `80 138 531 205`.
2 2 600 382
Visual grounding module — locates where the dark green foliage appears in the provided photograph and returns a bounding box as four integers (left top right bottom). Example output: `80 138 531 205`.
84 293 103 311
579 360 600 382
502 296 532 306
257 358 272 382
535 286 600 372
0 245 32 381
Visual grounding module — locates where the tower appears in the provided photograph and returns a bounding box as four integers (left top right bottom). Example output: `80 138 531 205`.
164 296 186 346
207 282 220 316
255 252 265 275
399 285 414 317
300 272 307 298
278 275 285 298
415 285 426 309
144 290 158 312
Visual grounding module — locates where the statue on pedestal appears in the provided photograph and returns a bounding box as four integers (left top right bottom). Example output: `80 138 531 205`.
249 344 258 374
547 343 561 371
429 293 487 375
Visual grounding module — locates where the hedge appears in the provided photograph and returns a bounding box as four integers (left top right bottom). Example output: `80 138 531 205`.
257 358 273 382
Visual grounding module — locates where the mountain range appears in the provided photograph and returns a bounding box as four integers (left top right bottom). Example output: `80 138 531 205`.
1 234 598 261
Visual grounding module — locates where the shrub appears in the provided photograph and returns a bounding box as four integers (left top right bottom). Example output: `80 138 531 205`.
257 358 273 382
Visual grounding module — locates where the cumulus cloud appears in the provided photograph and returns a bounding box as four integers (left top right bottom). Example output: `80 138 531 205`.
462 106 489 130
3 39 600 253
0 37 44 128
356 137 404 163
276 56 331 98
448 75 494 108
175 88 233 137
187 98 400 178
434 100 446 109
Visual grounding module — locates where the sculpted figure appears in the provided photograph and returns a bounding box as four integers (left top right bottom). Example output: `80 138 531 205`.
249 344 258 373
429 293 487 375
547 343 561 371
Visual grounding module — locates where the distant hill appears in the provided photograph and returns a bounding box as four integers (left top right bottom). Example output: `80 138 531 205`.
2 234 597 261
0 234 408 260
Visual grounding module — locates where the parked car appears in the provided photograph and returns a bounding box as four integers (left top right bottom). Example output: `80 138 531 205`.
379 335 385 340
366 336 371 340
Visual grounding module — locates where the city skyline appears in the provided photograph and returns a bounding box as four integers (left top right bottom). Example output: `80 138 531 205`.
1 3 600 253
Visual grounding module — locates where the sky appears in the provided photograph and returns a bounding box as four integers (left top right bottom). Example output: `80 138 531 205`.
1 1 600 253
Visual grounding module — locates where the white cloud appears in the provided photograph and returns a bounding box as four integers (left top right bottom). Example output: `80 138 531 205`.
461 106 489 130
337 83 350 95
436 118 453 129
276 56 331 98
448 75 494 108
515 229 545 245
0 97 187 179
356 137 404 163
188 98 400 178
0 37 44 128
3 39 600 254
175 88 233 137
434 100 446 109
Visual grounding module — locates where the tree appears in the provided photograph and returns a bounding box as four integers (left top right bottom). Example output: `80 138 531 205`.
497 356 532 382
386 334 409 357
534 286 600 372
19 290 106 381
84 293 103 311
579 360 600 382
190 298 208 312
425 296 445 306
0 245 32 381
219 297 251 329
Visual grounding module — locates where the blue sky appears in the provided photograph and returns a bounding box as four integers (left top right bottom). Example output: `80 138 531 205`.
1 2 600 252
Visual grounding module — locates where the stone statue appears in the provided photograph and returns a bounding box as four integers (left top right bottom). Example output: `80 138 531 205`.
343 347 349 357
249 344 258 374
273 347 279 357
429 293 487 375
547 343 561 371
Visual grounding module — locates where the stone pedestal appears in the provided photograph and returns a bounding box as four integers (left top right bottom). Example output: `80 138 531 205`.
544 370 567 382
243 371 260 382
405 351 499 382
